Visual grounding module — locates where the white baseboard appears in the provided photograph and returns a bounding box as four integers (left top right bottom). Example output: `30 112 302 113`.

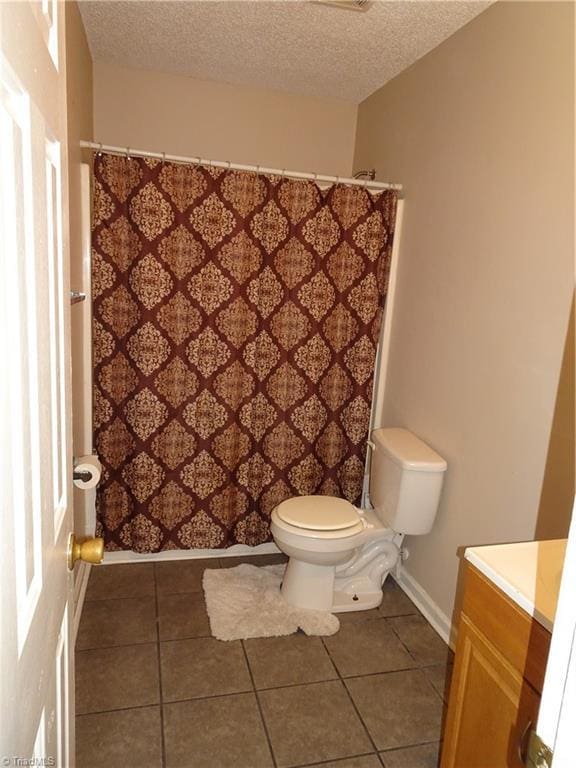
102 541 280 565
72 561 91 645
395 566 455 649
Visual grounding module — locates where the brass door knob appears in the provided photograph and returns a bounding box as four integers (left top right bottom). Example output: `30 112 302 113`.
67 533 104 570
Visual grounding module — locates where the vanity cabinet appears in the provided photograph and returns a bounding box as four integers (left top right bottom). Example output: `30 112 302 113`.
441 562 551 768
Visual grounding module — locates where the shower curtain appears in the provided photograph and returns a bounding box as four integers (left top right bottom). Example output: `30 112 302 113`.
92 153 397 552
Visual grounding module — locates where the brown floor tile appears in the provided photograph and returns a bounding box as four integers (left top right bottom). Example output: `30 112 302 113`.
163 693 273 768
218 553 288 568
337 607 382 624
378 579 420 618
259 680 372 768
244 634 337 689
76 643 160 715
76 597 157 650
388 616 450 666
324 619 416 677
346 670 444 751
160 637 252 701
85 563 155 601
423 663 454 703
157 591 211 640
299 757 381 768
155 558 219 595
76 706 162 768
380 742 441 768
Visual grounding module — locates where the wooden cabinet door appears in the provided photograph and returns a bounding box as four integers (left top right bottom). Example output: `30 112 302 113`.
441 614 541 768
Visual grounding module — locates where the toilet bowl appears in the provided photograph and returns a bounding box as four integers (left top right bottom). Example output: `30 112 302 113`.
271 428 447 613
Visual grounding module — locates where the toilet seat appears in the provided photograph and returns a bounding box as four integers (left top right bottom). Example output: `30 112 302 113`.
276 496 360 531
273 496 366 540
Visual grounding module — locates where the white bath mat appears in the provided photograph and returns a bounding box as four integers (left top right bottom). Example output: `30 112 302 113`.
202 563 340 641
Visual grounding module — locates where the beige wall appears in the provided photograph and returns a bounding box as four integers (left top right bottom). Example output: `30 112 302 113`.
65 0 93 534
354 1 574 623
93 62 357 177
535 296 575 540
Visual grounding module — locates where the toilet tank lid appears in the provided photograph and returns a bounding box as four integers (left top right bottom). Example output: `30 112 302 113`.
275 496 360 531
372 428 447 472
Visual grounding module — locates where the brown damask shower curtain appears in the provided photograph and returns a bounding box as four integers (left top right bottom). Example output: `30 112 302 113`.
92 153 396 552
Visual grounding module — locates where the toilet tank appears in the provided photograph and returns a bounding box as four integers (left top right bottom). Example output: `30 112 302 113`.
369 428 447 535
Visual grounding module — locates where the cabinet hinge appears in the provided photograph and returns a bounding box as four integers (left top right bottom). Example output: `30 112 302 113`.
526 730 553 768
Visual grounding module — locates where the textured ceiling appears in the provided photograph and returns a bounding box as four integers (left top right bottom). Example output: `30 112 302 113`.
79 0 492 103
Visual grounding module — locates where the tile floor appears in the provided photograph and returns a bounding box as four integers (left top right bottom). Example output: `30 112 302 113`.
76 555 452 768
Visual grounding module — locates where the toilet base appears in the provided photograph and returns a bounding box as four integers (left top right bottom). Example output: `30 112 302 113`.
278 534 404 614
280 558 335 611
332 584 383 612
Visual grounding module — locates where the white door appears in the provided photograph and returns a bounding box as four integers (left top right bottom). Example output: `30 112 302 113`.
535 496 576 767
0 1 74 765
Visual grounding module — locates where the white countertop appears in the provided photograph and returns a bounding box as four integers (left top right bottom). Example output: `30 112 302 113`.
465 539 567 632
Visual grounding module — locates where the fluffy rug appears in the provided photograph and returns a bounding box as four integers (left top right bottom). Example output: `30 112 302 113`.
202 564 340 641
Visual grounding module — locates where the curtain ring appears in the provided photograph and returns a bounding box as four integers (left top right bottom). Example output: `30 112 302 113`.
126 146 131 161
281 169 287 181
97 142 103 157
227 160 231 171
256 165 261 176
162 151 166 164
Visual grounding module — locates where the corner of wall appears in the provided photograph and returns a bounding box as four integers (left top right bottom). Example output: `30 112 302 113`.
66 0 94 546
350 1 574 625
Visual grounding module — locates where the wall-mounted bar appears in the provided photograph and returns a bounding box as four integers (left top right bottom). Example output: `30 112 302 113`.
80 140 403 193
70 290 86 305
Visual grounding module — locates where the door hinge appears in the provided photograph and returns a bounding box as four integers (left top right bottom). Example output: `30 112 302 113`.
526 730 553 768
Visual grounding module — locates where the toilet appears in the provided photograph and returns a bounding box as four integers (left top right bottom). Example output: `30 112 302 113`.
271 428 447 612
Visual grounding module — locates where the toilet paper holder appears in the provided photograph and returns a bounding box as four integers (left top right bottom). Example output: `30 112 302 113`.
73 455 102 490
73 468 93 483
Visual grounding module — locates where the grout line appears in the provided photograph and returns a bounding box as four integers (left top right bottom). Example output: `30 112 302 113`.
153 563 168 768
76 702 162 718
376 609 419 619
383 617 451 679
241 640 278 768
80 667 448 719
378 739 443 767
251 672 339 693
320 637 382 757
76 641 158 655
157 632 213 643
160 687 259 706
290 751 381 767
420 667 450 707
81 689 257 717
76 650 442 715
382 616 423 668
77 620 217 651
84 591 157 603
379 739 442 755
77 637 160 652
235 663 424 692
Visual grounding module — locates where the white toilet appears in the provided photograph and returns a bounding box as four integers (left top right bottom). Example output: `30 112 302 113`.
271 427 447 612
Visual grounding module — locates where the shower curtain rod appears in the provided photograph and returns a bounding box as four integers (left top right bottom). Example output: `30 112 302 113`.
80 140 403 192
